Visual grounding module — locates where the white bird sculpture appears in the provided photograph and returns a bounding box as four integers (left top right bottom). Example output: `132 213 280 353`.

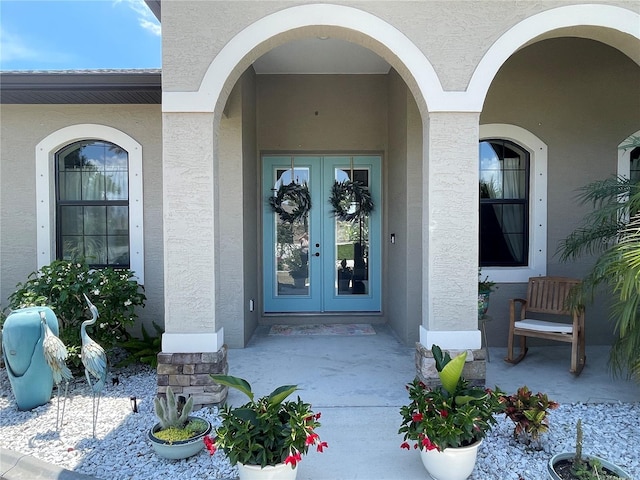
81 294 108 438
40 311 73 430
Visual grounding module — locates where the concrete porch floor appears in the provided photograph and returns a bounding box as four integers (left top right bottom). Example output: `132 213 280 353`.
224 323 640 480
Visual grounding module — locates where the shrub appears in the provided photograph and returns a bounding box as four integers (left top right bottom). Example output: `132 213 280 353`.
8 260 145 367
499 386 559 449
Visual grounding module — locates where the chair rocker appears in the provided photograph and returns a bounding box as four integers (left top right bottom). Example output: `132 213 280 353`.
505 276 586 375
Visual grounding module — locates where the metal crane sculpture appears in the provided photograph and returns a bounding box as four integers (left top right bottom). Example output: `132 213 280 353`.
40 311 73 430
81 294 108 438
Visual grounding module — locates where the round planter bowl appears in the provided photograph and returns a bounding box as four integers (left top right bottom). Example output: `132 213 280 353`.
420 439 482 480
237 462 298 480
548 453 632 479
148 417 212 460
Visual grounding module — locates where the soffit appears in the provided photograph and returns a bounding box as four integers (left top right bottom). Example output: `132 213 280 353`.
0 70 162 104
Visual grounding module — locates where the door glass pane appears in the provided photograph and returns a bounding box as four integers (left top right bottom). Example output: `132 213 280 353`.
273 167 310 296
334 168 370 296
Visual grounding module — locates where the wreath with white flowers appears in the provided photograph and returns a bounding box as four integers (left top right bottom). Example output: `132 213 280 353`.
269 182 312 223
329 180 374 222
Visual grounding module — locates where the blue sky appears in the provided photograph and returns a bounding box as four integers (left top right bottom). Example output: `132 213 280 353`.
0 0 161 71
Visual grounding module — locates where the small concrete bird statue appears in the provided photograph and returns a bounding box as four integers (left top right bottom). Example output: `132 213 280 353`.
81 294 108 438
40 311 72 430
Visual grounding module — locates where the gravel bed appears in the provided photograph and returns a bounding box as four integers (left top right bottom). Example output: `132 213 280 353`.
0 365 237 480
1 365 638 480
472 403 639 480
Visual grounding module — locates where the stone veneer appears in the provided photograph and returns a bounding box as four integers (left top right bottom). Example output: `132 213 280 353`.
415 343 487 387
156 345 229 410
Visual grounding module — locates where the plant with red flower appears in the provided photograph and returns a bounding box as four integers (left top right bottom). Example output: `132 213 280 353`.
399 345 504 452
206 375 327 470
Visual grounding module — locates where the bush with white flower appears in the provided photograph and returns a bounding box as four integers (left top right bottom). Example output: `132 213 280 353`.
8 260 146 368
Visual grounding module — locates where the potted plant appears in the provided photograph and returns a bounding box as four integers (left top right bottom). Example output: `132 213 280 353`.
478 268 496 318
204 375 327 480
285 248 308 288
148 386 212 460
337 258 352 292
399 345 504 480
548 419 631 479
499 386 559 450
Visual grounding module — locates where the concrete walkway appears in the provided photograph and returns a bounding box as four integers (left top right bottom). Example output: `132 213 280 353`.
2 323 639 480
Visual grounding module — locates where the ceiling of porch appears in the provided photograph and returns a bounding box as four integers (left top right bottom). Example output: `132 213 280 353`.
252 37 391 75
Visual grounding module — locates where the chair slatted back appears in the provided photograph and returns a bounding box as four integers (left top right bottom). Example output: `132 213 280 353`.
525 276 580 315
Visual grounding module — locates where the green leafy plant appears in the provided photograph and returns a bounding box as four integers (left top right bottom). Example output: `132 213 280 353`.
154 385 194 430
557 136 640 381
8 260 146 368
554 419 630 480
152 387 210 443
204 375 327 468
284 248 308 279
117 321 163 368
499 386 559 449
399 345 504 452
478 268 496 293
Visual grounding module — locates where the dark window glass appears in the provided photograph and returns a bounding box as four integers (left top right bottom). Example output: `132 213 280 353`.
55 140 130 268
479 139 529 267
630 147 640 183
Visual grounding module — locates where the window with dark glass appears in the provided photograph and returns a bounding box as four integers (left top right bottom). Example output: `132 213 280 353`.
55 140 129 268
630 147 640 183
479 139 529 267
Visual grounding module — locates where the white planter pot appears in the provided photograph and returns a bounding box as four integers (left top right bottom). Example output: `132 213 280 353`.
548 453 632 479
420 439 482 480
237 462 298 480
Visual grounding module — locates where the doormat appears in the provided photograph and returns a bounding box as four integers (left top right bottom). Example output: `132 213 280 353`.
268 323 376 336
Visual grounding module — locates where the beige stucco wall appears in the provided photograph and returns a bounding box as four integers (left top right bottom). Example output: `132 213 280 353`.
217 67 260 349
480 37 640 345
0 104 164 332
257 74 387 151
241 69 260 346
161 1 639 95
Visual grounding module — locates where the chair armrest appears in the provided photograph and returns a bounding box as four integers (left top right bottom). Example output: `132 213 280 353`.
509 298 528 323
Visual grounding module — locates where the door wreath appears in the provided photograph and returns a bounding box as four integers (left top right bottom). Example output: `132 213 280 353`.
329 179 374 222
269 182 312 224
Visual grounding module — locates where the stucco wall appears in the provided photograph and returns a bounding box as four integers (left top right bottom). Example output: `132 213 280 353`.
241 69 259 346
161 1 639 95
216 67 260 348
0 105 164 333
257 74 387 151
480 37 640 346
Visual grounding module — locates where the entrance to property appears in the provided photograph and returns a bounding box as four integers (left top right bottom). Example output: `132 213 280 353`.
262 155 381 313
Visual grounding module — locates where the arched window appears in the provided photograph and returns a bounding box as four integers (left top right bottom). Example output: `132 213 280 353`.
55 140 130 268
479 139 529 267
479 124 547 283
36 124 144 283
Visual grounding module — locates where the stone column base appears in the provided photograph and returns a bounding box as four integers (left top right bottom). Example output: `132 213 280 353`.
157 345 229 410
415 342 487 387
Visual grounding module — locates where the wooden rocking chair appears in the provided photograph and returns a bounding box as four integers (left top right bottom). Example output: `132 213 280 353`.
505 276 586 375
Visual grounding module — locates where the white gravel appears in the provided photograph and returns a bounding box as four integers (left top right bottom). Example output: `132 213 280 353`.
1 364 638 480
472 403 639 480
0 364 237 480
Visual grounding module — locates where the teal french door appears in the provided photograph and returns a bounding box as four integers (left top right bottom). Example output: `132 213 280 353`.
263 155 381 313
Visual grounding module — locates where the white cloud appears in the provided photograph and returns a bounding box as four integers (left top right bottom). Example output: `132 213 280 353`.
115 0 161 36
0 26 73 67
0 27 40 61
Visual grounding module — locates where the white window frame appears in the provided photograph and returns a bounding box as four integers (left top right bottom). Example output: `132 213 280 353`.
36 124 145 283
479 124 547 283
617 130 640 180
